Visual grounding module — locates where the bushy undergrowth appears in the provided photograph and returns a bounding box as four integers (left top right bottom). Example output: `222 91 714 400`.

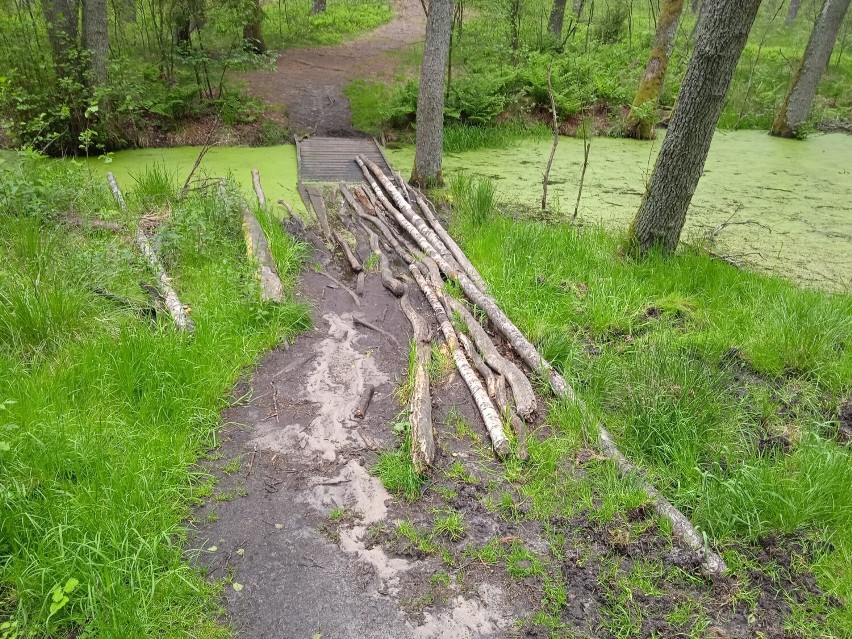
0 155 310 636
347 0 852 145
262 0 392 48
449 175 852 634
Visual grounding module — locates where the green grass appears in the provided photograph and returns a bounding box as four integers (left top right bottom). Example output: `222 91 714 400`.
262 0 393 50
447 175 852 634
0 156 310 637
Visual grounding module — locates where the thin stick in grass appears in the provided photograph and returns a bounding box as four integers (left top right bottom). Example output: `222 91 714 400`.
542 58 559 211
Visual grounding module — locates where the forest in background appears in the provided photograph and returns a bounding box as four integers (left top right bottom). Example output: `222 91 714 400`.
1 0 851 156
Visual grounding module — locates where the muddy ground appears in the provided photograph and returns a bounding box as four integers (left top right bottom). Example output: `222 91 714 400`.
189 198 837 637
242 0 425 136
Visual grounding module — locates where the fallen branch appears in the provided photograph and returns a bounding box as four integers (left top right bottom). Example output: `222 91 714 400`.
353 316 399 347
356 272 366 296
106 173 195 332
400 287 434 472
354 384 375 419
495 375 529 461
333 230 363 273
316 270 360 306
359 218 404 297
409 263 509 458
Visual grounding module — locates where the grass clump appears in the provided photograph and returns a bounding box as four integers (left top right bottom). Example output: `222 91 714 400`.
0 155 310 636
371 414 425 501
450 181 852 633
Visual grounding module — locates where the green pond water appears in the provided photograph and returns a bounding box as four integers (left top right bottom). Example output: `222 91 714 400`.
387 131 852 290
86 145 306 215
90 132 851 290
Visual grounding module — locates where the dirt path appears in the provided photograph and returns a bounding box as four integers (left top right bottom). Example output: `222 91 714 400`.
243 0 425 136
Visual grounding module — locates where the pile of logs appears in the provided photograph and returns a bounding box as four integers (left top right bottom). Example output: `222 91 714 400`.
297 158 727 579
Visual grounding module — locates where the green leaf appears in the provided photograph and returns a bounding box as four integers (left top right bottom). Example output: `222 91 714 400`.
232 582 243 592
0 442 10 452
52 588 64 603
64 577 79 593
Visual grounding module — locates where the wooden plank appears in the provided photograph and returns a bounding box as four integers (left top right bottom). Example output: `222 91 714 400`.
306 185 331 239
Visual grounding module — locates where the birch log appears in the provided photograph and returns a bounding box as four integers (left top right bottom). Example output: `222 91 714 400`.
362 220 404 297
409 264 509 457
495 375 529 461
333 230 363 273
400 287 434 472
106 173 195 332
358 161 728 578
413 190 489 292
356 157 464 276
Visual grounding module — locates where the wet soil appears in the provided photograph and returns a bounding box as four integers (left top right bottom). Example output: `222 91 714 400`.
242 0 425 136
190 209 839 637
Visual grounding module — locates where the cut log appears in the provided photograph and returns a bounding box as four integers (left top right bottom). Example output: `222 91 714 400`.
400 286 434 472
354 384 375 419
278 198 296 217
238 198 285 303
106 173 195 332
458 332 496 398
357 157 463 276
340 183 366 218
444 295 536 419
359 160 728 578
409 263 509 458
333 230 363 273
495 375 529 461
413 189 490 293
251 169 266 206
356 271 366 297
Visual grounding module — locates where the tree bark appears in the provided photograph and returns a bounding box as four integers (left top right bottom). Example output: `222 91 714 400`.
626 0 685 139
573 0 586 16
41 0 79 73
771 0 852 138
786 0 801 23
400 288 434 472
312 0 327 14
411 0 454 187
82 0 109 86
243 0 267 54
549 0 569 38
628 0 761 255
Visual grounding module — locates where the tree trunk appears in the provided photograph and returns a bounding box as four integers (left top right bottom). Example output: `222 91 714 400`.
509 0 521 57
626 0 684 139
411 0 454 187
243 0 267 54
573 0 586 17
40 0 79 74
312 0 327 14
771 0 852 138
82 0 108 86
786 0 801 23
549 0 569 38
628 0 761 255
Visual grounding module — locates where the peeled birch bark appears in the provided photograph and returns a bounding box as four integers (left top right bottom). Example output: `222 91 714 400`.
444 295 536 419
458 332 497 397
106 173 195 332
251 169 266 206
409 264 509 457
400 287 435 472
412 190 489 292
358 161 728 577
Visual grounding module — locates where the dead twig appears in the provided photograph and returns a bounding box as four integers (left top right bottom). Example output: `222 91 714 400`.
353 316 400 346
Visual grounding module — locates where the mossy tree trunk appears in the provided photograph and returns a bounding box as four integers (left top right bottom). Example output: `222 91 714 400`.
40 0 79 75
628 0 761 255
771 0 852 138
549 0 569 39
243 0 267 53
82 0 109 86
626 0 684 139
411 0 454 187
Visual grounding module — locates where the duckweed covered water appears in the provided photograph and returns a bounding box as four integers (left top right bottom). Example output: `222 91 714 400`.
86 145 305 214
388 131 852 290
85 132 851 290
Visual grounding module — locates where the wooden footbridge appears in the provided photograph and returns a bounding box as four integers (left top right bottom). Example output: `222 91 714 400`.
295 136 393 183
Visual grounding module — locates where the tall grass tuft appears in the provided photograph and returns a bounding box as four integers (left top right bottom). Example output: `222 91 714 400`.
449 172 497 227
